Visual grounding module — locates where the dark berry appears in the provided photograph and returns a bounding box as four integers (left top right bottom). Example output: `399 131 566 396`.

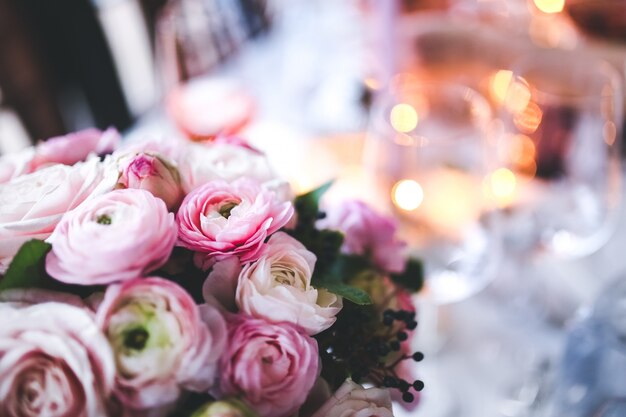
413 380 424 391
383 316 394 326
402 392 415 403
397 331 408 341
412 352 424 362
406 321 418 330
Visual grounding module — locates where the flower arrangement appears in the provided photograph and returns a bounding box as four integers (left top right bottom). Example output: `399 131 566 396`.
0 128 424 417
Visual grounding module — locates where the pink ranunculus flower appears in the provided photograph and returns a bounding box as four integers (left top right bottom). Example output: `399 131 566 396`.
236 232 342 335
320 200 407 273
31 127 120 170
0 302 116 417
310 379 394 417
177 178 294 269
179 142 277 193
0 128 120 184
219 315 319 417
96 277 227 410
46 188 177 284
0 157 110 272
116 152 185 211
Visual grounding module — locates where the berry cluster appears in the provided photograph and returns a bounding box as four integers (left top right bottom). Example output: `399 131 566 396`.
316 304 424 402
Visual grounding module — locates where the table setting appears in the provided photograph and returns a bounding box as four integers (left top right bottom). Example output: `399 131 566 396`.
0 0 626 416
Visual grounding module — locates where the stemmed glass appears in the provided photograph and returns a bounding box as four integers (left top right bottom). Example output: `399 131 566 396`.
496 49 623 258
363 79 501 417
364 79 501 305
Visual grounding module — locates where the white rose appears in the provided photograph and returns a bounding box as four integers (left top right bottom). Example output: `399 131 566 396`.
235 232 342 335
0 302 116 417
0 157 114 272
311 379 394 417
180 142 277 193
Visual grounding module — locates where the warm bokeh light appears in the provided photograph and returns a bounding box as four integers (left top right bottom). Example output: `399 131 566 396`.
511 134 536 166
533 0 564 14
392 179 424 211
390 103 419 133
489 168 517 201
504 80 531 114
513 101 543 134
420 169 483 236
489 70 513 105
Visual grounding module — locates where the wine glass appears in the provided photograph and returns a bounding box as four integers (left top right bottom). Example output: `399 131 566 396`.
363 79 501 305
363 78 504 417
496 49 623 258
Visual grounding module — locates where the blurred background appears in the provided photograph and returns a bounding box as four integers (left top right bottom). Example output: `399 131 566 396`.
2 1 626 416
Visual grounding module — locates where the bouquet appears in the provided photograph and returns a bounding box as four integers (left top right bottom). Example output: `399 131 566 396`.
0 128 424 417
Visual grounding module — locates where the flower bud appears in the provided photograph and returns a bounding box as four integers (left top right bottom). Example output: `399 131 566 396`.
118 152 184 210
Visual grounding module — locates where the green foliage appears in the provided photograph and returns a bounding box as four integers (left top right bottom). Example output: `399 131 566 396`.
0 240 52 291
390 258 424 293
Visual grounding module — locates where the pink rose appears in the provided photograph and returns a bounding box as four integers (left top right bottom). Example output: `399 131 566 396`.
320 200 407 273
0 128 120 184
219 315 319 417
31 127 120 170
46 188 177 284
235 232 342 335
177 178 293 269
0 302 116 417
179 142 277 193
96 277 227 410
116 152 185 210
0 157 110 272
310 379 394 417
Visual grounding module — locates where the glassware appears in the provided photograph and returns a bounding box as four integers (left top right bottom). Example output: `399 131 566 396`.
496 49 623 258
363 79 501 304
548 277 626 417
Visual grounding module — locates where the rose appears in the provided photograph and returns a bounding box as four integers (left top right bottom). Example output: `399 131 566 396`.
0 128 120 183
310 379 394 417
31 127 120 170
219 315 318 417
46 188 177 284
235 232 342 335
179 142 277 193
0 302 116 417
190 399 258 417
0 157 110 272
95 277 227 410
116 152 185 210
176 178 293 269
320 200 407 273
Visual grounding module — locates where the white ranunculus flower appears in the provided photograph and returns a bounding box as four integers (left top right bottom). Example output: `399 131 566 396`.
96 277 227 411
0 157 114 272
0 302 116 417
235 232 342 335
180 142 277 193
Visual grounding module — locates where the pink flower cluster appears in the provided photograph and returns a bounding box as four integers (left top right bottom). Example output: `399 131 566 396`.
0 130 415 417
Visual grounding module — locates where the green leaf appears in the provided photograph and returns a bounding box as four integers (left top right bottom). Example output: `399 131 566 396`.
390 257 424 293
318 281 372 305
293 180 334 224
0 240 52 291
